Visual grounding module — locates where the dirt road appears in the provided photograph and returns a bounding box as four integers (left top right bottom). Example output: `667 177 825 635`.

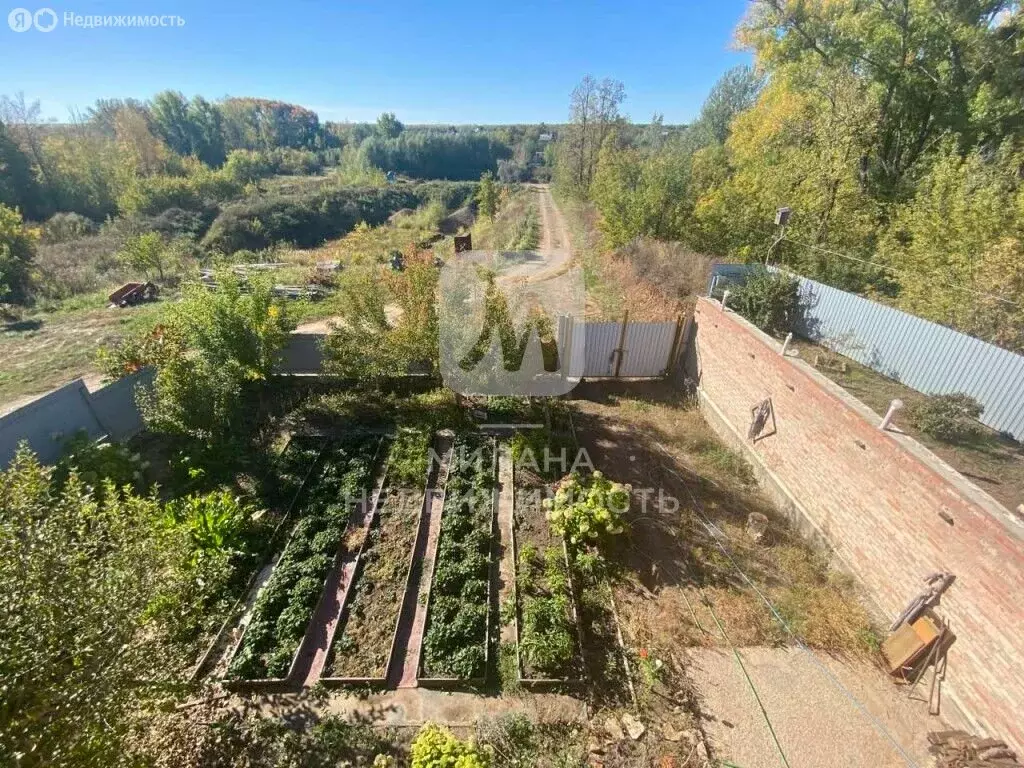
496 184 574 285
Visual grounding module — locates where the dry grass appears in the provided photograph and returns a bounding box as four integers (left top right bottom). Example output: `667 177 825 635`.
569 381 882 667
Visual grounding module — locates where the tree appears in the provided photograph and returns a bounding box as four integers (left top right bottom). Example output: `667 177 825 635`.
477 171 498 219
556 76 626 197
689 65 765 147
0 121 41 218
0 447 184 767
376 111 404 139
117 232 170 280
323 258 439 385
590 131 693 247
694 72 882 289
738 0 1023 197
881 140 1024 350
0 204 37 304
99 273 295 444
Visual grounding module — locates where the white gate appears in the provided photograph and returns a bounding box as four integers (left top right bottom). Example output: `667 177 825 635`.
562 316 684 379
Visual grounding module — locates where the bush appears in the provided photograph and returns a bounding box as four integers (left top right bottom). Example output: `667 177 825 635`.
52 432 146 503
544 470 629 548
0 204 37 305
201 186 420 253
908 393 984 442
411 723 491 768
40 212 97 244
730 267 801 336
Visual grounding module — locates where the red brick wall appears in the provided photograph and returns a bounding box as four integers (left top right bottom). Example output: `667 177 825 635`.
693 297 1024 752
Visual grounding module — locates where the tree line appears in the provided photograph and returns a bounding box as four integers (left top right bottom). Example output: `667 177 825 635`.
556 0 1024 351
0 89 542 306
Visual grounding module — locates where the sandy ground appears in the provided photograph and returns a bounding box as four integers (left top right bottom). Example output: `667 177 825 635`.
686 646 957 768
497 185 574 284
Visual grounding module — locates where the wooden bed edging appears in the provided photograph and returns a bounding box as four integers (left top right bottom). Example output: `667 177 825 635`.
415 436 497 689
320 434 443 688
189 436 329 683
221 434 386 690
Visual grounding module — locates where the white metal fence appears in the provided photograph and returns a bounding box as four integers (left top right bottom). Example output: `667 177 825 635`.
708 264 1024 441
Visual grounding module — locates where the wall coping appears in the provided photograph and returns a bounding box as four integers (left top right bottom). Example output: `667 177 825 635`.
694 297 1024 542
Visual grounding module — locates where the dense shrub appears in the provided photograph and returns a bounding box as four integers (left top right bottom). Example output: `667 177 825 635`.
730 267 801 336
0 204 37 305
39 212 97 244
201 186 420 253
52 432 146 504
908 393 984 443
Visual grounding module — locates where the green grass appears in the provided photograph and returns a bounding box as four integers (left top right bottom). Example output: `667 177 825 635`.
0 298 169 407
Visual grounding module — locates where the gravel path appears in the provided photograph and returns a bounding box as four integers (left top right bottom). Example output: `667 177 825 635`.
686 646 953 768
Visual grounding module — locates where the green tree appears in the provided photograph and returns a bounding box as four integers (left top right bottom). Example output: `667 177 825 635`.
881 140 1024 350
99 272 295 444
738 0 1023 196
555 76 626 197
689 64 765 147
0 204 37 305
0 121 42 218
117 231 170 280
477 171 498 219
323 259 439 385
376 111 404 139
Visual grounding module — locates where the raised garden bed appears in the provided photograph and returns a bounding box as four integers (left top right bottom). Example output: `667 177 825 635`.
322 431 433 685
223 434 384 685
190 436 329 681
418 434 497 687
511 462 584 688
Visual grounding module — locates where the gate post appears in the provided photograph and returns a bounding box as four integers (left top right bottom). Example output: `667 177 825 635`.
613 310 629 378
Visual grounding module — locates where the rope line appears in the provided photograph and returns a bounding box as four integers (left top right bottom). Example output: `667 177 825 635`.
704 594 793 768
654 441 923 768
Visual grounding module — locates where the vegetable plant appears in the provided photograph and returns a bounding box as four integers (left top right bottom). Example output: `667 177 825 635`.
421 435 495 679
227 436 379 680
411 723 492 768
543 470 630 548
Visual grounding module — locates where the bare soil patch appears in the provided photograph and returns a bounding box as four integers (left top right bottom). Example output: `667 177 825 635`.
325 487 423 679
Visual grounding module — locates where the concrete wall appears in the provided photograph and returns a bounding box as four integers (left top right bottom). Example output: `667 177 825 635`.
692 297 1024 752
0 369 151 467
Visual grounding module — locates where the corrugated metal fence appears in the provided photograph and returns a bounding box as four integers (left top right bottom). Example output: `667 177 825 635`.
708 264 1024 441
564 316 682 378
0 369 152 467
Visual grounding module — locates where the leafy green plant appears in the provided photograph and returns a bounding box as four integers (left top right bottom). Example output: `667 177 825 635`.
907 393 984 443
164 490 258 561
411 723 492 768
544 470 629 548
52 432 147 503
99 270 295 448
730 267 801 336
422 436 494 679
227 437 378 680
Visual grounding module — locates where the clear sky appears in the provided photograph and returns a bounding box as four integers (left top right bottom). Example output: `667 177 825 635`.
1 0 753 125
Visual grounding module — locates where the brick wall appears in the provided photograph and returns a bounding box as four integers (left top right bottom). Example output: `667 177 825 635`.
693 297 1024 752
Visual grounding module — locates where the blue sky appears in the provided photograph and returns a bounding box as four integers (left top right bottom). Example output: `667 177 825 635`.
1 0 752 124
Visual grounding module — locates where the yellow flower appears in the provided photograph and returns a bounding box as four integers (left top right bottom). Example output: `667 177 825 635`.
268 305 280 319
